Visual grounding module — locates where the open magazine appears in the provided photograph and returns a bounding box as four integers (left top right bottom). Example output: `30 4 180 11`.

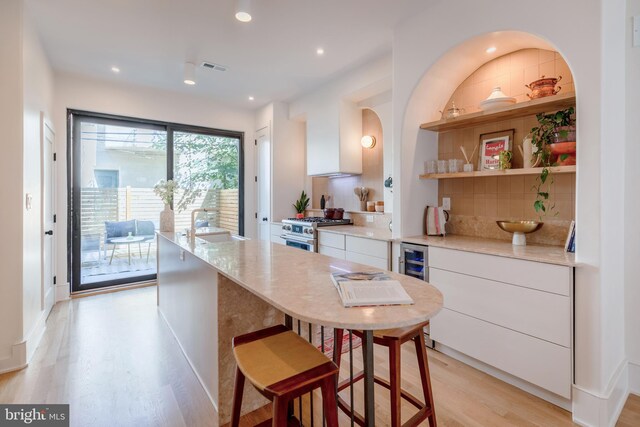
330 272 414 307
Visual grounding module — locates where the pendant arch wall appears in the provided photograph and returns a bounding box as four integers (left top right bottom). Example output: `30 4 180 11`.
390 1 627 425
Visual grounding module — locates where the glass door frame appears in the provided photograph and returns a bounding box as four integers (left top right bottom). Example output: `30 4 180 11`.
68 110 245 292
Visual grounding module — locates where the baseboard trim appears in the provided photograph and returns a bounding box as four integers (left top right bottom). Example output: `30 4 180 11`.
572 358 629 427
24 310 48 363
629 360 640 395
55 282 70 302
0 342 27 375
435 343 572 410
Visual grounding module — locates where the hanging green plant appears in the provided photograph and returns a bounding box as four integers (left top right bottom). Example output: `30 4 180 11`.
529 107 575 219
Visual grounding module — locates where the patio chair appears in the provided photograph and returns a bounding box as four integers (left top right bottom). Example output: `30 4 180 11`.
135 220 156 262
104 220 136 261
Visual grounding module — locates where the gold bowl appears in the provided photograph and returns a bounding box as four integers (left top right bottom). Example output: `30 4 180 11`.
496 221 543 245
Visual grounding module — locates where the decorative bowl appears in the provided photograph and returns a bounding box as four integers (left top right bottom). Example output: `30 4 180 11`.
479 87 516 111
526 76 562 99
496 220 544 246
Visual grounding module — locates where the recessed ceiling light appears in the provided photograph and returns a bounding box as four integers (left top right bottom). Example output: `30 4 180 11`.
316 47 325 56
248 96 254 101
235 0 252 22
111 66 120 73
486 46 497 54
183 62 196 85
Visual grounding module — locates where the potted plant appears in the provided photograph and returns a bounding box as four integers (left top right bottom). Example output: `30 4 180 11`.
154 180 178 232
154 180 198 232
292 191 310 219
529 107 576 219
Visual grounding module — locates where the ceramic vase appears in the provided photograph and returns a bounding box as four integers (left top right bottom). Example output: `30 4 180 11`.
360 200 367 211
160 204 175 232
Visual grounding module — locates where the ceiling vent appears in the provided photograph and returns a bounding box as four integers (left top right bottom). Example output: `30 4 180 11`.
200 61 227 72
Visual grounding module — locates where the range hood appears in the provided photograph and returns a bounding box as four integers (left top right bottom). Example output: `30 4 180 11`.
306 100 362 176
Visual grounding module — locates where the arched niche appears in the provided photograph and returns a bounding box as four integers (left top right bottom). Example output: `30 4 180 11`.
397 31 577 247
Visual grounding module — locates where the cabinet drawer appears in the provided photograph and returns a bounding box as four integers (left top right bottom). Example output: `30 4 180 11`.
431 308 571 398
345 251 388 270
319 245 346 259
346 236 388 259
270 235 286 246
431 268 570 347
318 231 345 250
270 223 283 235
429 247 572 296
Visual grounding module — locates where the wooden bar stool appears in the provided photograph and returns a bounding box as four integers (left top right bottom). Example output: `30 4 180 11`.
231 324 340 427
334 322 437 427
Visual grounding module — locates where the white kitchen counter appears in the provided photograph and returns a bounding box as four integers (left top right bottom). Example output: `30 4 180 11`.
317 225 393 242
400 234 576 267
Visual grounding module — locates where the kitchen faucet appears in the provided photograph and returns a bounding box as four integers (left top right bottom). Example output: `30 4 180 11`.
190 208 220 240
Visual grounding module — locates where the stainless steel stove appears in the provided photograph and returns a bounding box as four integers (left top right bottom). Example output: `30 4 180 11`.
281 217 352 252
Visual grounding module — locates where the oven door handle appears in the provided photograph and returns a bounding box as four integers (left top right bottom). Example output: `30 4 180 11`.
280 234 315 245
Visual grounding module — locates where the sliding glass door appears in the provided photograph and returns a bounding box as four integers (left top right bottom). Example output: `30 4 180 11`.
173 130 241 234
69 112 243 292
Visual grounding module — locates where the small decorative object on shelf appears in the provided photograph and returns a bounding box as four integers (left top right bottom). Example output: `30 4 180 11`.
460 145 478 173
354 187 368 211
479 129 514 170
293 190 310 219
439 101 464 119
520 134 541 168
479 87 516 111
526 75 562 99
498 150 512 170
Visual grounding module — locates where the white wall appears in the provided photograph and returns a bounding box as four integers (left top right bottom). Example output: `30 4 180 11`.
391 0 627 425
53 73 256 293
0 0 55 373
0 0 26 373
625 0 640 395
289 54 393 201
22 2 55 355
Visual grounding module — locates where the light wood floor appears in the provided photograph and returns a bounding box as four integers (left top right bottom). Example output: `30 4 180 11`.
0 287 636 426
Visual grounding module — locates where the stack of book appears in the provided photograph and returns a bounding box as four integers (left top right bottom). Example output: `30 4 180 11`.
565 220 576 253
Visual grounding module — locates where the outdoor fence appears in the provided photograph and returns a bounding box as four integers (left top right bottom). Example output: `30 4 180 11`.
80 187 240 245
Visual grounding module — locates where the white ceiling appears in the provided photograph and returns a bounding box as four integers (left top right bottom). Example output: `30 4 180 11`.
26 0 426 108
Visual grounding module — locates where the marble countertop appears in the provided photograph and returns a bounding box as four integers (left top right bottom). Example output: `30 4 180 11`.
399 235 576 267
317 225 393 242
158 232 443 329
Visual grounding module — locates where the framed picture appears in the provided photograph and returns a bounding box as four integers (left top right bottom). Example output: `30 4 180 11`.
478 129 515 170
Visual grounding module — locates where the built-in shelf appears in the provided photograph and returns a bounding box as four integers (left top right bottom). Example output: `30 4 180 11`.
420 92 576 132
306 208 386 215
418 165 576 180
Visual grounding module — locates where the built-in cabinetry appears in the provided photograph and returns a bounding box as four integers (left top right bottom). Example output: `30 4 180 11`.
428 246 573 402
270 223 285 245
318 231 390 270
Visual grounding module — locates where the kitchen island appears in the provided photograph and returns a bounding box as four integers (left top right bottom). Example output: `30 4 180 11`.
156 232 443 426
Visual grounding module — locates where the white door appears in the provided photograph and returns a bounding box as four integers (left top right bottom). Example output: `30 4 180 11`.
42 115 56 312
256 126 271 241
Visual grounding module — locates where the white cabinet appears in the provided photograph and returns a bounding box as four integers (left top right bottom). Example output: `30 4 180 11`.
345 236 389 270
318 232 390 270
270 223 285 245
319 245 345 259
428 247 573 399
